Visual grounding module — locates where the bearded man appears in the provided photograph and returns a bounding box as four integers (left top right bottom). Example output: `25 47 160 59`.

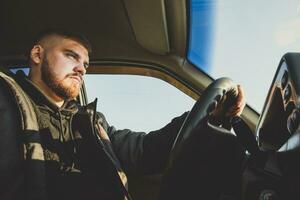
0 30 245 200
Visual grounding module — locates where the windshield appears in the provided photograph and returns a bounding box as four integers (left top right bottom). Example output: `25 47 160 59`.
188 0 300 113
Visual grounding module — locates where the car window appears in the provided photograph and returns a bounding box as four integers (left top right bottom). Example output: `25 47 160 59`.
10 67 29 75
188 0 300 113
84 74 195 132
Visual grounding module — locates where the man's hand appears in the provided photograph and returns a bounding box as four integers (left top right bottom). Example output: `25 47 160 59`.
211 85 246 125
225 85 246 117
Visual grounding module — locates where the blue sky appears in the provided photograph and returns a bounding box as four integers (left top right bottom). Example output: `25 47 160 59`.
189 0 300 112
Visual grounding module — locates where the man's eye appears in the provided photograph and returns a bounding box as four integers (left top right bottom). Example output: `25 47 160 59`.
67 54 76 59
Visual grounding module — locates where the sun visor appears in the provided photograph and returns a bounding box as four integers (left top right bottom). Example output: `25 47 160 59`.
123 0 170 55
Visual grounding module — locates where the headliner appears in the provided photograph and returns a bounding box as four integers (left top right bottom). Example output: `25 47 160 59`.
0 0 187 68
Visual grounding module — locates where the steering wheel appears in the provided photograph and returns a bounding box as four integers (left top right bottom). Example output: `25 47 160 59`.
167 77 239 168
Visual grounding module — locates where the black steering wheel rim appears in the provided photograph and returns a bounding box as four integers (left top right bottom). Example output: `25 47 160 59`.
167 77 238 168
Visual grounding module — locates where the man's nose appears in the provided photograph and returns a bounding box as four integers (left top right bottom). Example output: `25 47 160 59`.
74 63 86 75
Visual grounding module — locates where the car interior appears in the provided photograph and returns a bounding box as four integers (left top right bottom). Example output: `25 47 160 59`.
1 0 299 199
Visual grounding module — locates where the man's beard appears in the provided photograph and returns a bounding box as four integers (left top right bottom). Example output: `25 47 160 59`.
41 58 81 100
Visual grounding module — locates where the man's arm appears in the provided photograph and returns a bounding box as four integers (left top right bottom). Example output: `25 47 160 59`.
98 111 188 175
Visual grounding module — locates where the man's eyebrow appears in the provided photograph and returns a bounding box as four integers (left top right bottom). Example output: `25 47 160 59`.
64 49 80 59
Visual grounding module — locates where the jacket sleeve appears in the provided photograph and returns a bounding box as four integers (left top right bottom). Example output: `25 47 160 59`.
0 79 24 199
97 111 188 175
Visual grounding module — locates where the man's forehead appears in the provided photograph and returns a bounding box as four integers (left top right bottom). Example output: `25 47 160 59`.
41 35 89 58
61 39 89 57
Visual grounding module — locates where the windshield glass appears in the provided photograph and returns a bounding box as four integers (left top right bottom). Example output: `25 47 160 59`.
188 0 300 113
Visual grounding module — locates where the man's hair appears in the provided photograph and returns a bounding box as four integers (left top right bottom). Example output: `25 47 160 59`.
29 29 92 55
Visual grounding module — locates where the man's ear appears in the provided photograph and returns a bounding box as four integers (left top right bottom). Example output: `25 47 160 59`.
30 45 44 65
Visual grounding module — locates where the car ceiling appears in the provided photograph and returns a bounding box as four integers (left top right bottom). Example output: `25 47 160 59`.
0 0 187 68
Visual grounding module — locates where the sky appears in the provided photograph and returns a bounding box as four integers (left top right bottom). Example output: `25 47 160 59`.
85 75 195 132
192 0 300 113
